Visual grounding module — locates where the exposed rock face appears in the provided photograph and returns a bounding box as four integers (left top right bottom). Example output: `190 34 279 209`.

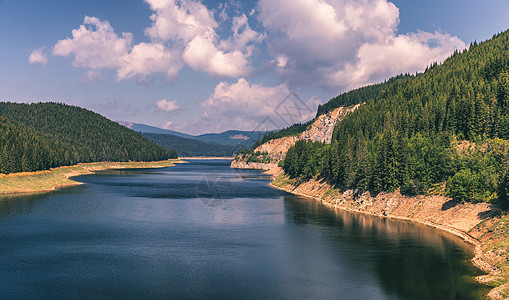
299 104 360 143
230 160 278 170
232 105 359 170
273 177 494 236
253 136 299 161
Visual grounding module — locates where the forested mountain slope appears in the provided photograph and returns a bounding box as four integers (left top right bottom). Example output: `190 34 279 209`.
251 73 411 149
0 102 176 174
283 30 509 206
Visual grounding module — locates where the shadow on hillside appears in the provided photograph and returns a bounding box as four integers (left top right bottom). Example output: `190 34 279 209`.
478 207 499 219
441 199 457 211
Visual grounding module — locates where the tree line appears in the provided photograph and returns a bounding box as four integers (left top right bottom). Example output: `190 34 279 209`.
0 102 177 174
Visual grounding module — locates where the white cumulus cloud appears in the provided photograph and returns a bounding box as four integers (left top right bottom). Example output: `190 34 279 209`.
28 48 48 65
183 35 251 77
156 99 180 112
257 0 466 90
330 31 466 90
53 16 132 70
144 0 217 44
52 16 184 81
162 121 173 129
46 1 263 81
118 42 182 80
199 78 320 132
146 0 261 77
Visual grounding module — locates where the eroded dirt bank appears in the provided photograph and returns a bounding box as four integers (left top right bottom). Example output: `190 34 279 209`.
269 174 507 299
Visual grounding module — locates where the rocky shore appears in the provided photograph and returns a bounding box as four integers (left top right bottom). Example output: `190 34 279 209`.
268 174 507 299
231 101 509 298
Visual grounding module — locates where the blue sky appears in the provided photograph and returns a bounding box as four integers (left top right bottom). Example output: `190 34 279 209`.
0 0 508 134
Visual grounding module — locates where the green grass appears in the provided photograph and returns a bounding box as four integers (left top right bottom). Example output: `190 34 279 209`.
272 173 293 187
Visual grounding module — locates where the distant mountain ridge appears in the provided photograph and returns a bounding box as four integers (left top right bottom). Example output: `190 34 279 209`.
118 121 194 139
141 133 240 157
118 121 269 148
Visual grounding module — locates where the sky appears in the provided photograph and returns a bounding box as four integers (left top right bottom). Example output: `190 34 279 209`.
0 0 508 135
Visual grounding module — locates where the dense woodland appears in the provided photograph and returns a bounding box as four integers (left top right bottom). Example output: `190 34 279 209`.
252 72 410 147
142 133 241 157
315 74 409 117
283 30 509 207
0 102 177 174
251 122 310 149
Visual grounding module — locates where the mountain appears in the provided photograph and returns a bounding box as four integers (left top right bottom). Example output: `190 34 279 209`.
195 130 266 147
118 121 194 139
235 30 509 296
119 121 268 148
142 133 241 157
0 102 177 174
279 30 509 205
232 105 360 170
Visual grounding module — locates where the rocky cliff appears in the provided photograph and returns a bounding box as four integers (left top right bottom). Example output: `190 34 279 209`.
299 104 360 143
232 104 359 169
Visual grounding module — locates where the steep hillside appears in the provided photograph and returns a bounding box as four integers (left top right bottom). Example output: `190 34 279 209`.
233 30 509 298
315 74 409 117
273 30 509 298
232 105 359 169
283 30 509 201
0 102 176 174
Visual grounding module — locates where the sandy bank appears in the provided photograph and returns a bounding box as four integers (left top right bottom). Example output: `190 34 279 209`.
0 159 183 195
180 157 233 160
267 173 506 299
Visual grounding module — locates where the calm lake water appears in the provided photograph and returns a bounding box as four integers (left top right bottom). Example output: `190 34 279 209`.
0 159 489 299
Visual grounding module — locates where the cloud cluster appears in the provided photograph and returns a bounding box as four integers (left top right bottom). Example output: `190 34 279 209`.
29 48 48 65
199 78 320 132
53 16 132 69
30 0 469 133
45 1 262 81
330 31 465 90
257 0 466 90
36 0 466 90
156 99 180 112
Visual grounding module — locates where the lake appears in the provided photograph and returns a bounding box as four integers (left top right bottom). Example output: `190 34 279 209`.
0 159 489 299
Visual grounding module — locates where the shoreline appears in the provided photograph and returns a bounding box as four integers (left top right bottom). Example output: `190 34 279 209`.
0 159 184 196
179 156 233 160
270 180 481 245
257 169 505 298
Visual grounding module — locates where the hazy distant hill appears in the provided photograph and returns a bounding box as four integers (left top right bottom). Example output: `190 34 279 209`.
195 130 266 147
142 133 242 157
118 121 194 139
0 102 177 174
120 121 269 148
